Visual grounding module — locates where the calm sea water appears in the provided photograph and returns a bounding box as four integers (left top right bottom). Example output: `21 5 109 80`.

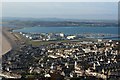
14 26 118 35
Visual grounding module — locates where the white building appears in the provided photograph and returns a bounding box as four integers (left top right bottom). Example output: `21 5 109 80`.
67 35 76 40
59 33 64 37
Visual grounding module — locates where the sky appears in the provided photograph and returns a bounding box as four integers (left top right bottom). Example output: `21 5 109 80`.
2 2 118 20
2 0 119 2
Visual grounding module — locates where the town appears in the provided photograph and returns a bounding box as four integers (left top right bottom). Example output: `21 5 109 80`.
2 37 120 80
15 31 119 41
1 2 119 80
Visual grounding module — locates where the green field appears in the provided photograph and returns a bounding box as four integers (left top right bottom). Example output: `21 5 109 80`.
28 40 73 46
13 32 99 46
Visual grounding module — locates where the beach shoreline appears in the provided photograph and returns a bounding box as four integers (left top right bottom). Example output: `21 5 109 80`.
1 27 12 57
2 35 11 55
1 27 17 57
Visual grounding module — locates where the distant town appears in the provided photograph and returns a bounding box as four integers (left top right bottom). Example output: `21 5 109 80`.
16 32 119 41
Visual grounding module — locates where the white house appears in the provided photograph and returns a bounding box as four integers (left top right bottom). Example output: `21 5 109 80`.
67 35 76 40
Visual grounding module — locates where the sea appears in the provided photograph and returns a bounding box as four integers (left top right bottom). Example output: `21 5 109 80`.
14 26 118 35
13 26 119 40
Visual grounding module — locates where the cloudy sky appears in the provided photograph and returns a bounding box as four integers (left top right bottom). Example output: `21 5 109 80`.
2 2 118 20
